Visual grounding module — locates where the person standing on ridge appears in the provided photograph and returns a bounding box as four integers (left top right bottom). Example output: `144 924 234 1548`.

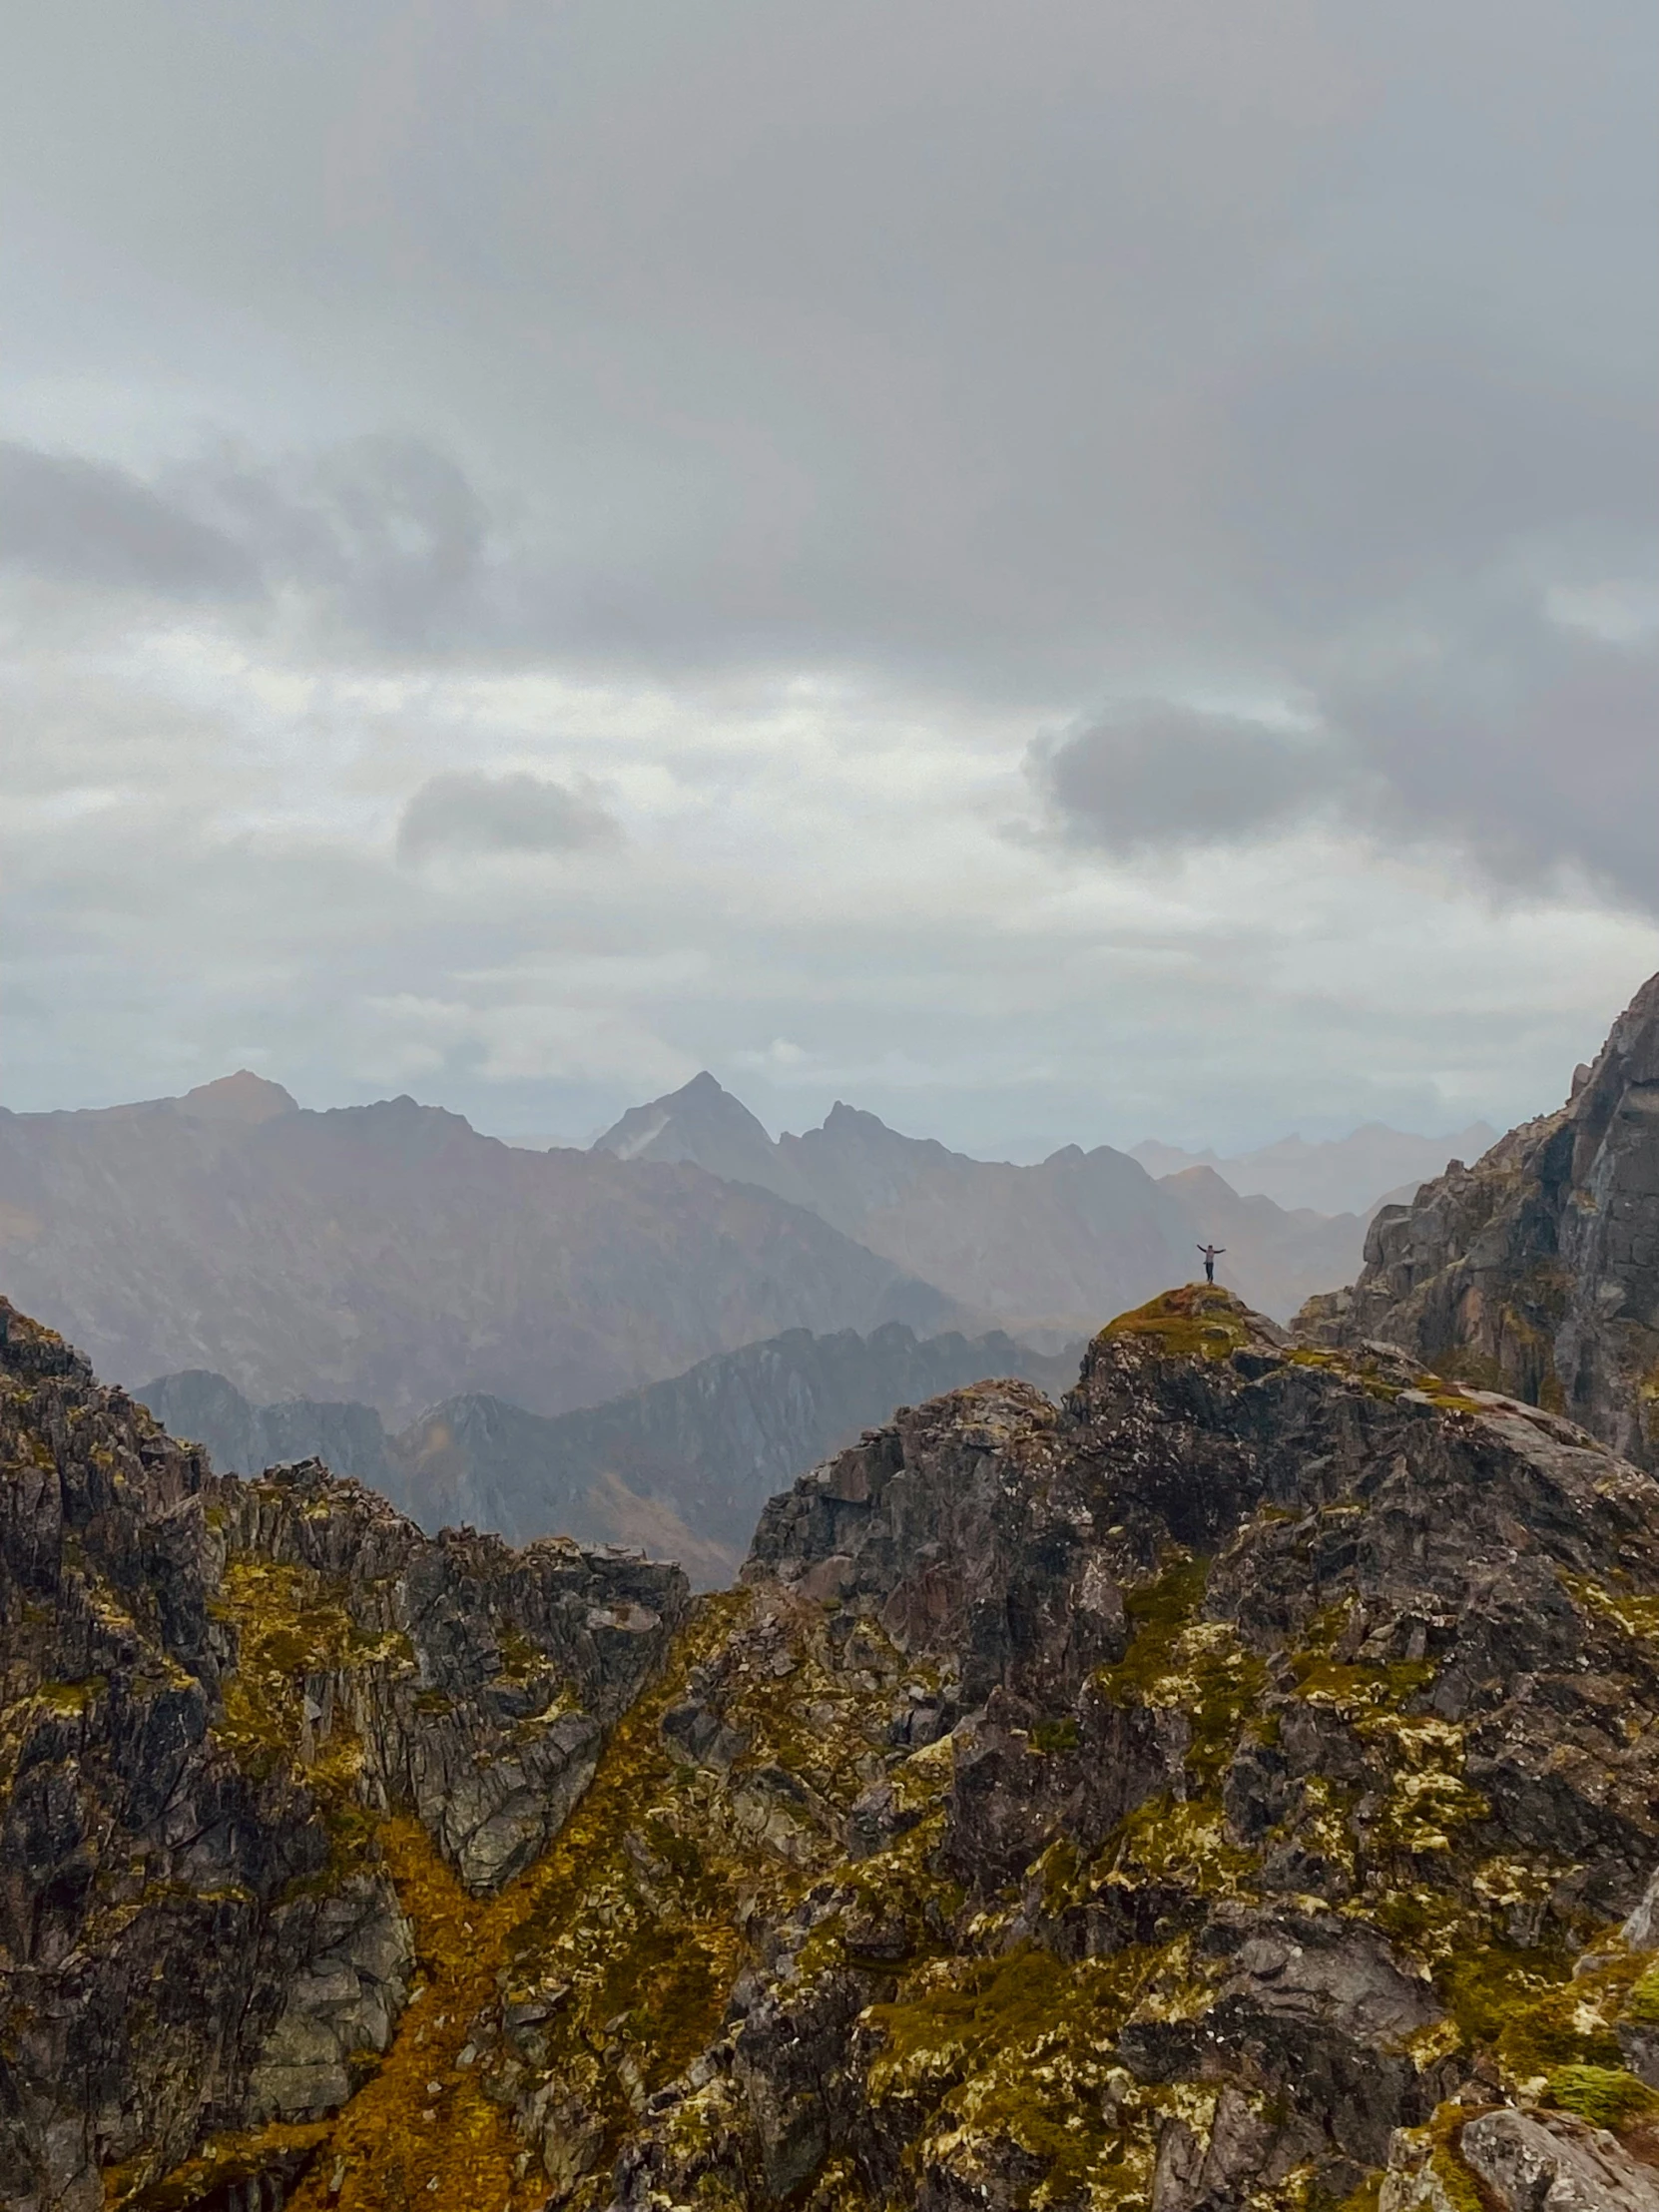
1197 1243 1225 1285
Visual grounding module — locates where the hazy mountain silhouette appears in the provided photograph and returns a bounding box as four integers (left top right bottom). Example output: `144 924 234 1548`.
593 1075 1368 1328
136 1322 1078 1589
0 1074 961 1419
1130 1120 1497 1217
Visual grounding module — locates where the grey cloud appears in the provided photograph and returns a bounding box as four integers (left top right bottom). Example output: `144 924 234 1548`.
1037 610 1659 914
396 773 622 863
1035 711 1351 855
0 443 258 596
3 0 1658 1140
0 433 494 649
1328 610 1659 909
3 2 1650 678
175 436 491 648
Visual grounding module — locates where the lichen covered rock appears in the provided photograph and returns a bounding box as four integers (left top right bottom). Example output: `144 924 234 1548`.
15 1274 1659 2209
0 1297 687 2211
262 1282 1659 2211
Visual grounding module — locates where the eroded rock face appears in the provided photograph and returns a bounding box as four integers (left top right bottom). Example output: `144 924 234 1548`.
17 1278 1659 2210
1299 967 1659 1469
269 1285 1659 2212
0 1297 688 2211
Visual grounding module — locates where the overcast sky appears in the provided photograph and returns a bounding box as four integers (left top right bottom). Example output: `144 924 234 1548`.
3 1 1655 1156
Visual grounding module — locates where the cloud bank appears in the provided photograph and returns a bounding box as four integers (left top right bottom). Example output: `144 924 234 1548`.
0 1 1654 1147
1035 610 1659 911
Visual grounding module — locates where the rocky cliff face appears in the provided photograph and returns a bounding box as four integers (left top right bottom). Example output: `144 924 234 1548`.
15 1278 1659 2211
1300 968 1659 1470
0 1297 687 2212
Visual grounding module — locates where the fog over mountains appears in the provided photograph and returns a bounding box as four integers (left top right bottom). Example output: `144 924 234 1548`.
593 1071 1393 1333
1129 1120 1498 1218
0 1072 957 1419
1 1064 1483 1434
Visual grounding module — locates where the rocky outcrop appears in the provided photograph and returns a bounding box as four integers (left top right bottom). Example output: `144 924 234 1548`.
1298 968 1659 1469
0 1296 687 2212
18 1275 1659 2208
1382 2106 1659 2209
242 1282 1659 2212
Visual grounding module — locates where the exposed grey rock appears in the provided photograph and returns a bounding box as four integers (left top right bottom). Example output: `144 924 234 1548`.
246 1873 414 2121
1299 967 1659 1469
0 1297 689 2210
1459 2108 1659 2210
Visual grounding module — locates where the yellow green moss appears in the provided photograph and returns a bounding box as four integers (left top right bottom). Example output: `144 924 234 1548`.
864 1943 1168 2207
1545 2064 1659 2129
211 1559 357 1774
1101 1285 1259 1362
1439 1941 1623 2083
33 1675 108 1714
1562 1571 1659 1643
1096 1793 1257 1900
1092 1555 1266 1789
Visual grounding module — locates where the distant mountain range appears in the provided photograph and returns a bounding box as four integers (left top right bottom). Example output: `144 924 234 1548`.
1 1065 1470 1438
1130 1119 1497 1217
592 1072 1372 1330
136 1321 1079 1588
0 1073 958 1419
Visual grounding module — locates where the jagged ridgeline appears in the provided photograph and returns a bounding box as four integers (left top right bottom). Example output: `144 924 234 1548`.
12 1262 1659 2212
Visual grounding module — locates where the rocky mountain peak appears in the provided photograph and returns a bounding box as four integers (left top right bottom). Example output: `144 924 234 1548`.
177 1070 300 1124
1300 965 1659 1468
15 1276 1659 2208
591 1071 788 1187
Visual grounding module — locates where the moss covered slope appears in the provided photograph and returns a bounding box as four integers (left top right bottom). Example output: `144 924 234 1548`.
15 1279 1659 2210
517 1286 1659 2209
